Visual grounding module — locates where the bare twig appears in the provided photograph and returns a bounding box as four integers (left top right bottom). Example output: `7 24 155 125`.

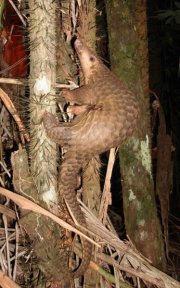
0 161 11 178
12 223 19 281
99 148 117 224
0 77 78 90
0 78 24 85
2 215 11 278
8 0 26 27
0 88 30 144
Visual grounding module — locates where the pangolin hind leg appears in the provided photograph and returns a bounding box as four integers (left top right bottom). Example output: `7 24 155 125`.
62 85 94 106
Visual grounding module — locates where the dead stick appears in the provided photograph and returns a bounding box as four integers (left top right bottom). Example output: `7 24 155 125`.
0 88 30 143
0 77 78 89
0 78 24 85
99 148 117 223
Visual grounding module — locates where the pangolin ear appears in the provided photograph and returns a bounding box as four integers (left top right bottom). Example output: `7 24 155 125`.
89 56 96 62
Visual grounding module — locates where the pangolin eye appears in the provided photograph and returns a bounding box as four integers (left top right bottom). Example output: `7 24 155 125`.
89 56 95 62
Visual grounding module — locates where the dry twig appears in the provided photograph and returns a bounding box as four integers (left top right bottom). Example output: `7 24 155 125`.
0 88 30 144
99 148 117 224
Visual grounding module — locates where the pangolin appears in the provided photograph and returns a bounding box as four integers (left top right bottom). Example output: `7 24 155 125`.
43 37 140 278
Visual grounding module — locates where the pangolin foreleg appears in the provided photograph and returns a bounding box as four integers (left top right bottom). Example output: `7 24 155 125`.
43 111 72 146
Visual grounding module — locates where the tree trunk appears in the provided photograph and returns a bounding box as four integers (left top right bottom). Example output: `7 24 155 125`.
106 0 166 270
16 1 74 285
28 0 57 210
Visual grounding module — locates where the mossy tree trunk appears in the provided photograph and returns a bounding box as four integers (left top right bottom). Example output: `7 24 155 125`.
106 0 166 270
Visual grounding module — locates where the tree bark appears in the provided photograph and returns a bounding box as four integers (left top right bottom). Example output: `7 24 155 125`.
106 0 166 270
28 0 58 210
15 1 73 285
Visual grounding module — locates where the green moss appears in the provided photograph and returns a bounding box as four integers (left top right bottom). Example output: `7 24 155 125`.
136 191 155 224
120 144 136 168
109 40 140 86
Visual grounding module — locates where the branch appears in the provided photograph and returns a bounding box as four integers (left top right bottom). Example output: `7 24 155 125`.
0 88 30 144
99 148 117 223
0 77 78 90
